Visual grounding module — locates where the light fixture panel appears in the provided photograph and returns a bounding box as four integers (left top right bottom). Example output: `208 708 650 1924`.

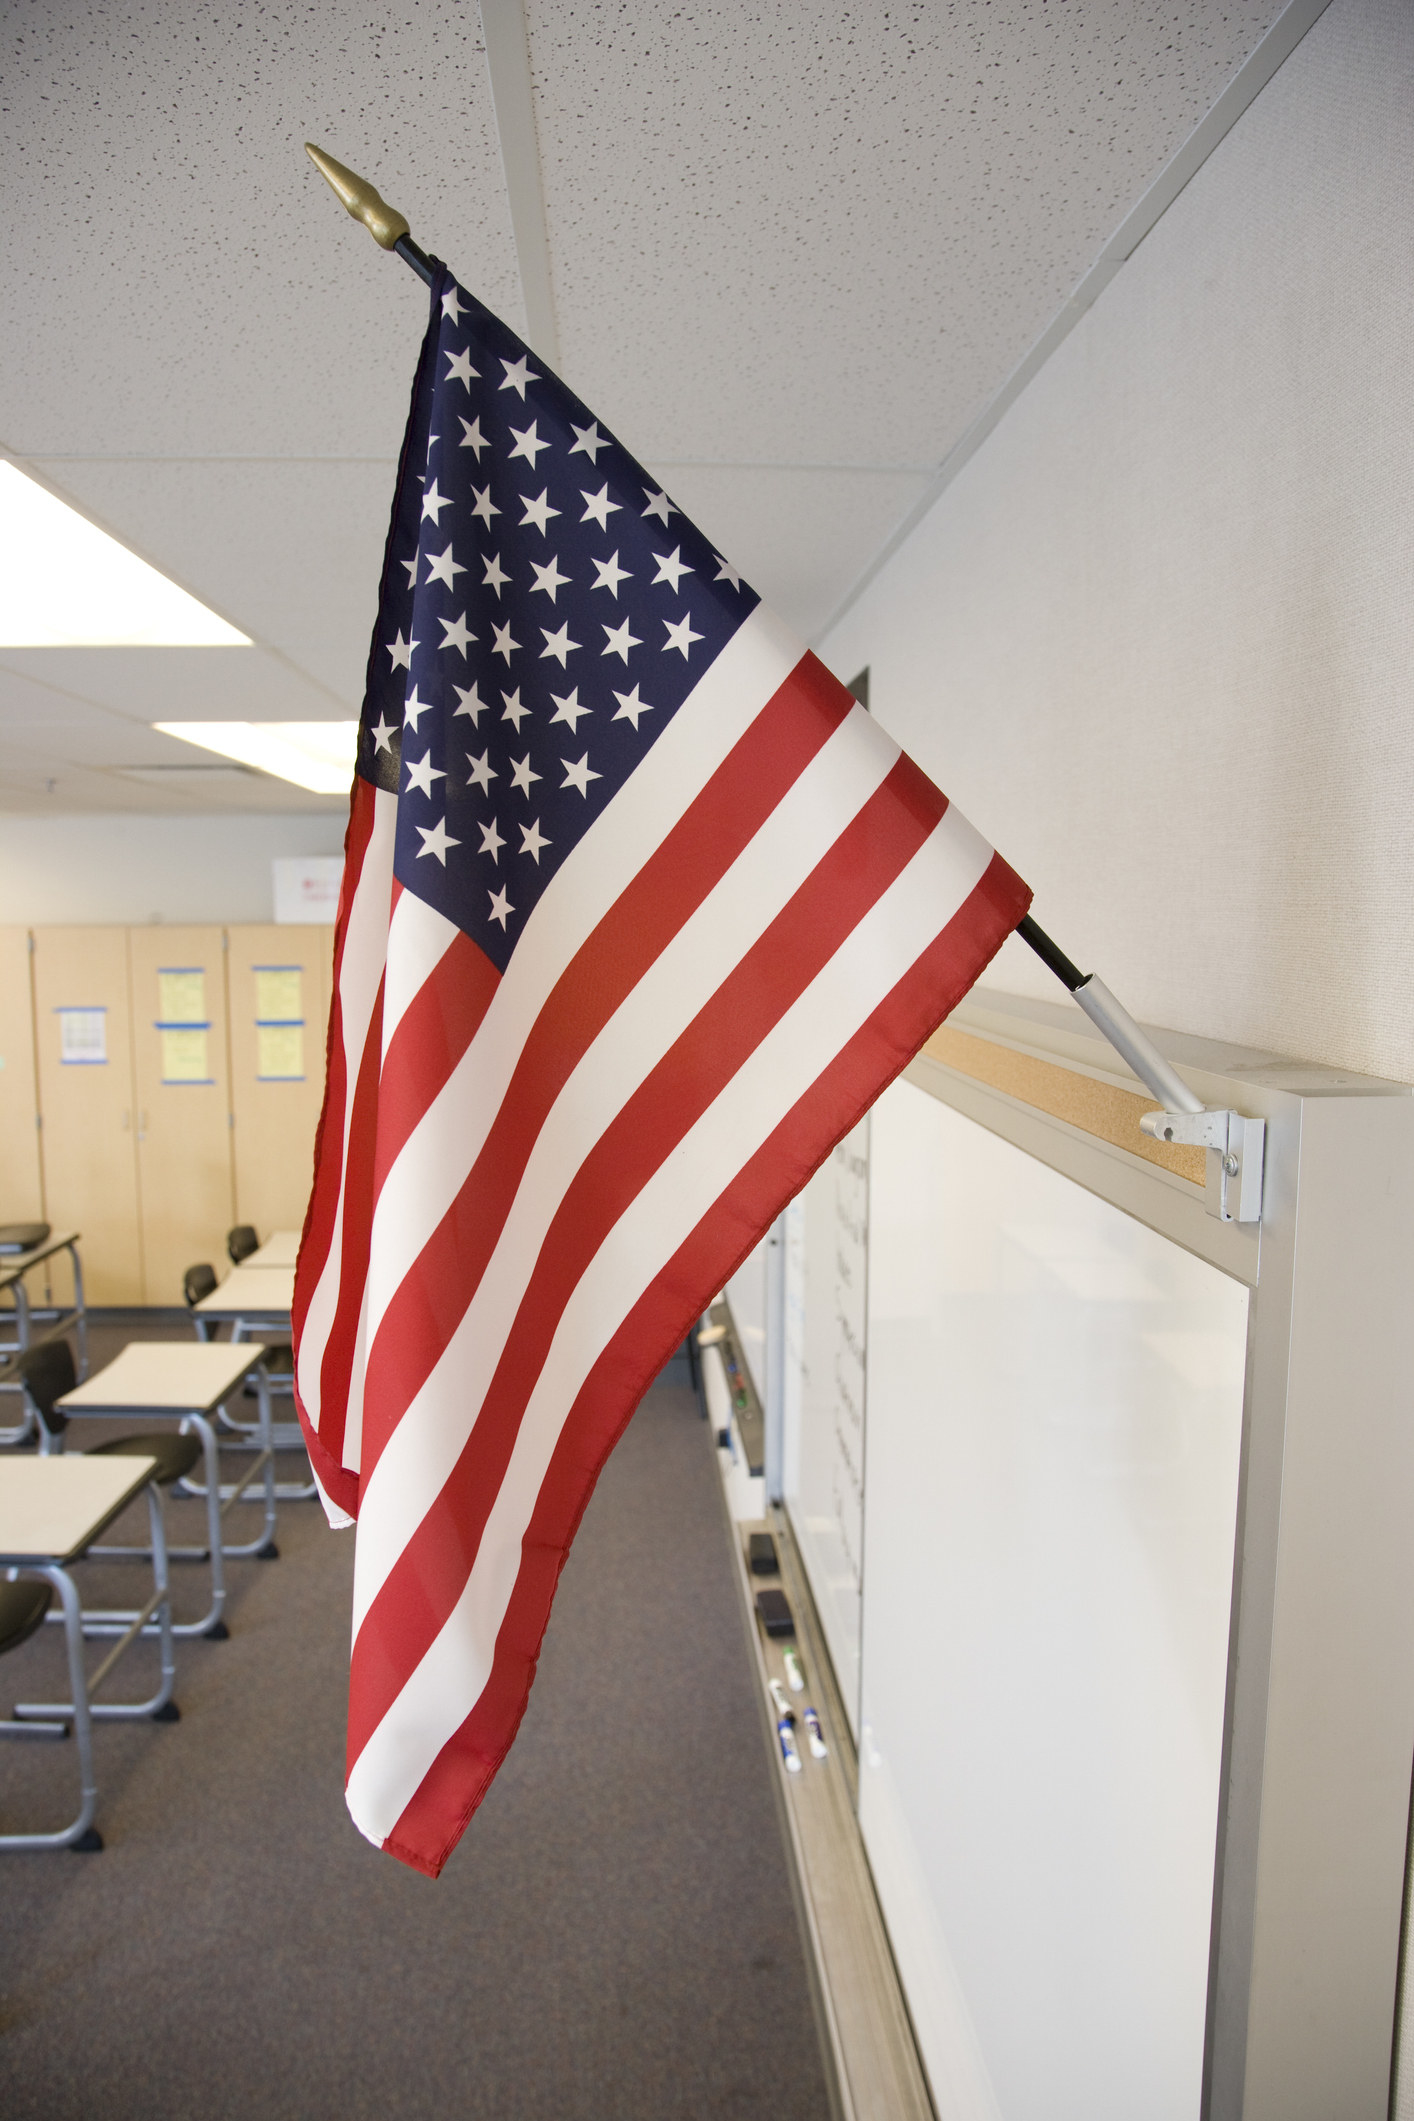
154 720 358 795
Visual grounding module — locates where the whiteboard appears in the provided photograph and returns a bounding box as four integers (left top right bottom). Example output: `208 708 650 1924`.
725 1231 769 1404
859 1079 1248 2120
781 1118 870 1734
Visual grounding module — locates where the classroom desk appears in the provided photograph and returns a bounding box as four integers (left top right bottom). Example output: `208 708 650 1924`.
247 1230 300 1268
191 1265 311 1500
0 1229 87 1440
0 1453 172 1851
57 1341 276 1632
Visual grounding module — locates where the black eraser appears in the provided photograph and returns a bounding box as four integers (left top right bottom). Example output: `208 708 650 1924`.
755 1588 795 1638
748 1532 779 1576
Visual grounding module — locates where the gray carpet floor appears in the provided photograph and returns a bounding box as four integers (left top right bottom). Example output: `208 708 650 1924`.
0 1325 830 2120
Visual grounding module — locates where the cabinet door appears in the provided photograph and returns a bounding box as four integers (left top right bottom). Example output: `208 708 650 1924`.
31 927 144 1303
226 925 333 1243
0 927 43 1222
128 927 236 1305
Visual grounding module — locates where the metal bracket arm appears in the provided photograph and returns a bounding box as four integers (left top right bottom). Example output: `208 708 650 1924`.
1138 1105 1266 1225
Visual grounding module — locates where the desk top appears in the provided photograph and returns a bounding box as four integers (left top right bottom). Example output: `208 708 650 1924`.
58 1340 268 1415
248 1231 300 1267
0 1454 159 1563
193 1265 295 1319
0 1229 81 1291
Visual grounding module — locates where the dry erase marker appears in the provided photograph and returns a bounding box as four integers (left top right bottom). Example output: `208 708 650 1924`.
769 1678 795 1722
803 1706 828 1760
783 1647 806 1692
777 1717 803 1774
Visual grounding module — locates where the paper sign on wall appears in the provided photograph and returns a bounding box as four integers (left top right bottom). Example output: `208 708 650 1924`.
160 1026 211 1084
58 1007 107 1065
255 966 302 1021
157 968 206 1023
256 1022 305 1080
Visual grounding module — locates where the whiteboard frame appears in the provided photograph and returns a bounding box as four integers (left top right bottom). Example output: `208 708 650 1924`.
890 988 1414 2121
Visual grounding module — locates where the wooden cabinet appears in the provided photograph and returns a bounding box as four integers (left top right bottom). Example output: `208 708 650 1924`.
227 924 334 1242
127 926 236 1305
31 927 144 1304
0 926 43 1224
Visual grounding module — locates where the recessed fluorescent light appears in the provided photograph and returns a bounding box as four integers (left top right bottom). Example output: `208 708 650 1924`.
0 462 251 647
154 721 358 795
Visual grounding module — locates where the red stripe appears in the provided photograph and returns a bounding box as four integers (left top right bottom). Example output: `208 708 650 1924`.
373 928 500 1196
382 847 1032 1873
294 776 381 1512
354 652 856 1493
346 751 947 1766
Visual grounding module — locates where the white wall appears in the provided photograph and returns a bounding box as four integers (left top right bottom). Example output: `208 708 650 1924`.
819 0 1414 1086
0 810 346 927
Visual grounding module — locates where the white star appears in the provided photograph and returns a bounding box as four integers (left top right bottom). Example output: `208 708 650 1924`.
482 551 510 594
652 546 693 593
471 484 500 527
500 354 537 398
561 753 602 798
422 480 451 525
439 611 475 657
403 684 432 731
642 487 675 524
458 415 488 458
519 489 561 534
602 616 642 662
453 682 487 724
370 714 397 754
540 620 579 666
425 542 465 589
416 816 459 865
530 555 571 602
663 612 704 659
467 749 496 794
445 347 478 389
520 818 552 864
612 684 655 730
488 884 514 929
591 551 632 597
580 484 620 531
508 420 551 468
569 421 608 462
509 753 541 798
549 686 590 733
442 285 464 323
501 687 530 731
404 750 447 798
714 553 743 591
400 554 419 588
387 628 417 672
492 620 519 663
479 816 505 863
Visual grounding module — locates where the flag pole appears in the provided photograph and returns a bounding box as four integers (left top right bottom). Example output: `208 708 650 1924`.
304 144 1262 1218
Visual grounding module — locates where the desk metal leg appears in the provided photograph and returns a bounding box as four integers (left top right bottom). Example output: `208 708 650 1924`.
68 1242 88 1382
16 1485 178 1726
85 1415 229 1639
0 1283 35 1445
0 1564 102 1851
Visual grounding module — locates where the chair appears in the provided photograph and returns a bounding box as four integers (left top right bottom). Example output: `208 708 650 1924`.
226 1225 259 1265
184 1262 218 1309
16 1341 225 1639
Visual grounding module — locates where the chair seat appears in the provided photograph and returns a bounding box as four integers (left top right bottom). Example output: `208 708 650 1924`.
87 1432 203 1486
0 1578 53 1656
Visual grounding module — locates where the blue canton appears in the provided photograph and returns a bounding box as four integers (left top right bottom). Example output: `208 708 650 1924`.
357 266 761 974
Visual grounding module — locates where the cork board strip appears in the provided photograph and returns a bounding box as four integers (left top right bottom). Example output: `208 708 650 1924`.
920 1025 1207 1190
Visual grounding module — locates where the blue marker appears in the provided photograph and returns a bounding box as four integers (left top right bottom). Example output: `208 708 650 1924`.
803 1706 828 1761
777 1717 803 1774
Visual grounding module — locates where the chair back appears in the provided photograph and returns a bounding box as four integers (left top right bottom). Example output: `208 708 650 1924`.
18 1338 77 1444
184 1262 218 1307
227 1225 259 1265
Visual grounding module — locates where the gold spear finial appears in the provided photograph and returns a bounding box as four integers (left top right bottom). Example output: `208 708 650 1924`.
305 143 410 251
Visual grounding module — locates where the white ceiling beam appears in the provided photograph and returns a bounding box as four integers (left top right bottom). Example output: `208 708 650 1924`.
478 0 561 373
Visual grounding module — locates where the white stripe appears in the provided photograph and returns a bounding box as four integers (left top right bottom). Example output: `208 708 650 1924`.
347 802 995 1842
362 603 804 1346
295 788 396 1456
351 701 898 1630
381 888 459 1056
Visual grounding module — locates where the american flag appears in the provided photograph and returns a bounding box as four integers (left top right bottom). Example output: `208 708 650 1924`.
293 263 1030 1876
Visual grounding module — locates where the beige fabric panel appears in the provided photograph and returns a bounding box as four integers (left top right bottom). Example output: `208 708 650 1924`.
0 927 43 1223
127 926 236 1305
227 924 334 1246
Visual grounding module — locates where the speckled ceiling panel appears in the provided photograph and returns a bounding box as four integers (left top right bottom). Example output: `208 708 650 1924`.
0 1 522 459
526 0 1285 467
